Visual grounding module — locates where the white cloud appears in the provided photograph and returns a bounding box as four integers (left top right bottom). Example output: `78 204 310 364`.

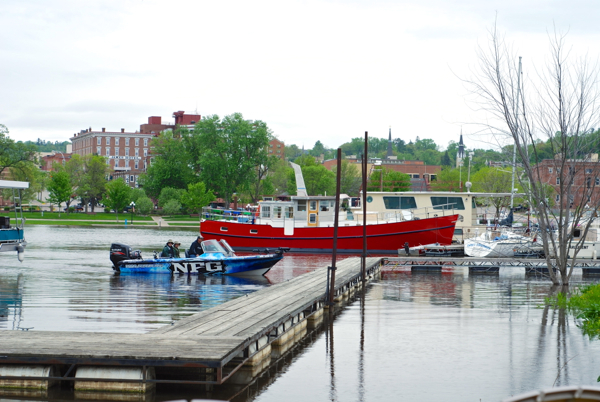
1 0 599 153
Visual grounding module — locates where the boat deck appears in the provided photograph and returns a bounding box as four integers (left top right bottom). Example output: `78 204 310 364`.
0 257 383 385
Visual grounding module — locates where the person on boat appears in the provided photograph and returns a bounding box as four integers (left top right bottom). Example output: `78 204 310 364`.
188 235 204 257
161 239 175 258
173 241 181 258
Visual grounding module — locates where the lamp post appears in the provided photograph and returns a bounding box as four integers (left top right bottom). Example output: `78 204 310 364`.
130 201 135 225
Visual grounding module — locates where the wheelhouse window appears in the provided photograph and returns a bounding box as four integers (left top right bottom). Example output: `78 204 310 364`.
430 196 465 210
261 206 271 218
309 201 317 210
273 206 282 218
383 196 417 209
309 213 317 224
297 200 307 211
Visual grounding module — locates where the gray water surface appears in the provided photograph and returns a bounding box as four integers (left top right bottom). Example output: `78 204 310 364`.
1 226 599 402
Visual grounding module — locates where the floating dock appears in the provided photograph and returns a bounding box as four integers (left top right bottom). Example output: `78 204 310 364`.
0 257 383 393
386 256 600 275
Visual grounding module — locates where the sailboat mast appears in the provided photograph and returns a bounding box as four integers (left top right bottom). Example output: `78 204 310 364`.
511 56 522 210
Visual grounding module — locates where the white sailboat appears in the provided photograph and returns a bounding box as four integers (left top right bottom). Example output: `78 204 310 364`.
464 229 538 258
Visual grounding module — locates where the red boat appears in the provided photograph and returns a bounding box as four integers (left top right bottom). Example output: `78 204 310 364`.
200 208 458 254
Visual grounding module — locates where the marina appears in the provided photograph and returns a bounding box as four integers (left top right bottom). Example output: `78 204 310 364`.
1 226 600 401
0 252 382 390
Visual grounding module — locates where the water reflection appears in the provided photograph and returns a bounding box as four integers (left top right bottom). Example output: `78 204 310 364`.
2 226 600 401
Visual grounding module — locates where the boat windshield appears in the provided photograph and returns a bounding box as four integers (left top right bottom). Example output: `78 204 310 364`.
201 239 227 254
218 240 236 256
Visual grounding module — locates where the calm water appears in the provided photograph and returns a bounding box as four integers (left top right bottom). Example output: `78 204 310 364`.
1 226 600 401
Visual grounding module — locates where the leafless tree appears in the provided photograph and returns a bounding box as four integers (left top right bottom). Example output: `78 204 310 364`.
467 23 600 285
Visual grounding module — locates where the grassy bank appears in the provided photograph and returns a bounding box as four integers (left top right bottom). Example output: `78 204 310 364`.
20 211 154 221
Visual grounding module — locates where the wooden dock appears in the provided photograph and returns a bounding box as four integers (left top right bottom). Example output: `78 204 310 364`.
0 257 383 391
386 256 600 275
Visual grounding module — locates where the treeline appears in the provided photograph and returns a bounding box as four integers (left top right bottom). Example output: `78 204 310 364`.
24 139 71 153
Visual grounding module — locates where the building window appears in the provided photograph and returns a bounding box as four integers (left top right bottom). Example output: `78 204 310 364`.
556 194 560 202
114 159 119 168
587 177 592 188
586 168 593 174
125 138 130 146
97 137 102 145
96 147 101 155
144 149 148 157
115 138 119 146
144 138 148 146
125 148 129 156
135 138 139 146
106 137 110 145
556 177 560 185
126 160 130 167
135 148 139 157
134 161 139 169
105 147 110 156
130 175 134 182
115 148 119 156
548 167 553 173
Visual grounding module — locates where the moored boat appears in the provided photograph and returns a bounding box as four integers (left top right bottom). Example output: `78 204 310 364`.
0 180 29 261
464 230 538 258
200 204 458 253
109 239 287 276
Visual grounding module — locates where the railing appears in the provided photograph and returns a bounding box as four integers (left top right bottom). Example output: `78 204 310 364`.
202 207 255 223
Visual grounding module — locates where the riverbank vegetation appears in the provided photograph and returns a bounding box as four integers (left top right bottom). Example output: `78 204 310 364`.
550 284 600 339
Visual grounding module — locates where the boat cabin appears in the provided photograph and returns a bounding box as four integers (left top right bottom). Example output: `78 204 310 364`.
257 195 350 227
350 191 521 239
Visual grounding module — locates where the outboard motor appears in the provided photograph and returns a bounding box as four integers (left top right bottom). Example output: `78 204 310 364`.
110 243 142 269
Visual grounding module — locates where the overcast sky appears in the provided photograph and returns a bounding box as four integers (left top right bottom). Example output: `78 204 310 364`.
2 0 599 152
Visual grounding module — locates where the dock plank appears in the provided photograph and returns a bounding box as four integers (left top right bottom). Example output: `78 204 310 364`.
0 257 383 381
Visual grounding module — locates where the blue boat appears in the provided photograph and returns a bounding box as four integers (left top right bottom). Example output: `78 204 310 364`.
0 180 29 261
110 239 287 276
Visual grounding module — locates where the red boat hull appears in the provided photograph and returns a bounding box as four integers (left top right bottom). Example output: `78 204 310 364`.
200 214 458 253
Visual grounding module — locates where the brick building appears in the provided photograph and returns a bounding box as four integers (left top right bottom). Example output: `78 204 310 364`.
268 138 285 160
323 157 441 190
70 111 202 187
70 127 154 187
534 155 600 207
40 151 72 171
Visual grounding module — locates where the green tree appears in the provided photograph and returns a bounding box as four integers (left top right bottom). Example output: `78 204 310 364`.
366 168 411 192
310 140 326 158
74 155 108 212
46 171 71 217
162 199 182 216
0 125 38 175
333 159 361 196
249 155 279 202
139 130 195 199
303 165 336 195
441 151 452 167
269 158 293 196
430 167 461 191
158 187 184 208
471 167 515 222
129 188 147 204
7 162 42 204
184 113 272 205
104 178 131 222
136 196 154 215
180 182 215 226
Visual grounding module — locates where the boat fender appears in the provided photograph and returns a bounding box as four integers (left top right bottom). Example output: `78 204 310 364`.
17 245 24 262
